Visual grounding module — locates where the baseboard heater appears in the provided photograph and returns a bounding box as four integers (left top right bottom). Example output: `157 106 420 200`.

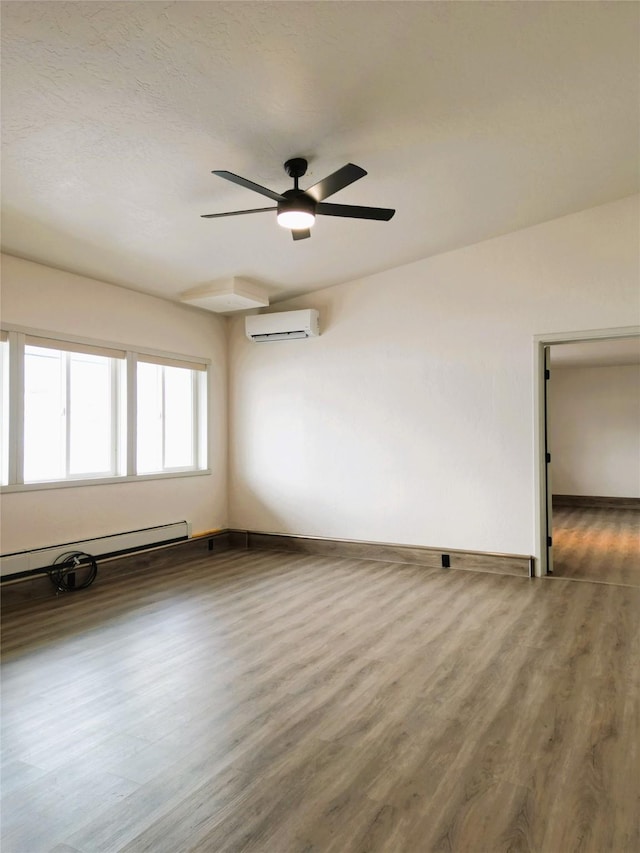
0 521 191 581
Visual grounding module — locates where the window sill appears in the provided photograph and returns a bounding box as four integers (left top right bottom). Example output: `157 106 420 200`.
1 469 212 493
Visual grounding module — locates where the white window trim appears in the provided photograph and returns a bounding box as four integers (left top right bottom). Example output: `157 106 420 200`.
136 359 201 475
1 468 211 493
4 323 211 369
1 324 211 492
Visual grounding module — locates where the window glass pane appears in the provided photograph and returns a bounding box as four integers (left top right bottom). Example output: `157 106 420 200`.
164 366 194 468
6 335 204 487
0 338 9 485
137 361 163 474
69 353 112 475
23 344 120 483
24 346 65 482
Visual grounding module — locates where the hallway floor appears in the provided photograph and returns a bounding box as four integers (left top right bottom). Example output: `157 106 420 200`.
552 505 640 587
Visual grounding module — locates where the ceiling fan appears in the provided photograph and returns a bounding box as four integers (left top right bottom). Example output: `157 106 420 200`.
201 158 395 240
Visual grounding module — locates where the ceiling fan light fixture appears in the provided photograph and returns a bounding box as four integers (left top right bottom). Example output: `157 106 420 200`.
277 209 315 229
277 190 316 230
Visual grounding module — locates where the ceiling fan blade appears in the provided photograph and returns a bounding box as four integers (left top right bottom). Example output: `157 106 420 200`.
306 163 367 202
201 206 276 219
291 229 311 241
316 202 395 221
212 170 285 202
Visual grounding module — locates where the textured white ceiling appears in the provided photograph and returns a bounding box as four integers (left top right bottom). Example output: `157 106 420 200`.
1 1 638 305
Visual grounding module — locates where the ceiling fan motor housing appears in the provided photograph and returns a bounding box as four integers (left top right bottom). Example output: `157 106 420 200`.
278 188 316 219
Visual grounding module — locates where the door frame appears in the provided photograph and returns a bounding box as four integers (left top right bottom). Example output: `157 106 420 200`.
533 325 640 577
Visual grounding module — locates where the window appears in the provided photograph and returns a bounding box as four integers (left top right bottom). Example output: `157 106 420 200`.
0 328 209 490
137 357 206 474
23 341 125 482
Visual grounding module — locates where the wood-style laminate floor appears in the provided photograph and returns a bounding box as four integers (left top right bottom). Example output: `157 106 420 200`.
552 505 640 587
2 549 639 853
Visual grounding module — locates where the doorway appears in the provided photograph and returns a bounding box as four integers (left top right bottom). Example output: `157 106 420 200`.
534 327 640 578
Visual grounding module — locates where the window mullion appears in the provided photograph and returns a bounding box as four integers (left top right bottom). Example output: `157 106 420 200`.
161 366 166 470
64 353 71 477
8 332 25 485
200 369 208 471
127 353 136 476
192 370 199 469
110 358 117 476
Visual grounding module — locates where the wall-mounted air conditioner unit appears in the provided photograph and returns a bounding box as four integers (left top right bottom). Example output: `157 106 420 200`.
245 309 320 342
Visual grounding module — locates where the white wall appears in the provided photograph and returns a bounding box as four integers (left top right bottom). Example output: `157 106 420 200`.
0 254 228 553
548 364 640 497
228 195 640 558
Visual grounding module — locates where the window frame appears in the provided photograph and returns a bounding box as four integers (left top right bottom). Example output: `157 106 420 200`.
1 324 211 492
135 357 206 476
22 342 124 483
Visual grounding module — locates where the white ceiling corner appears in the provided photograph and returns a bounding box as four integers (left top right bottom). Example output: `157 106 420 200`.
1 1 638 306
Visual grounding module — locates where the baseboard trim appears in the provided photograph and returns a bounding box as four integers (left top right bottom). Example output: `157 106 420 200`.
1 526 534 610
553 494 640 509
230 530 533 578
